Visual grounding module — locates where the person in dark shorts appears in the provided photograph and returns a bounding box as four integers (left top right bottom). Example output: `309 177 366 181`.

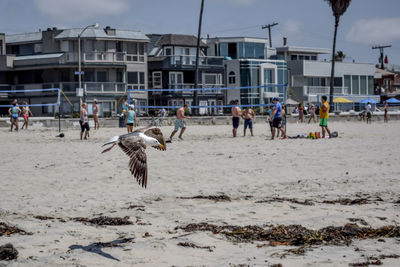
80 103 90 140
270 97 286 140
231 100 242 137
242 106 255 136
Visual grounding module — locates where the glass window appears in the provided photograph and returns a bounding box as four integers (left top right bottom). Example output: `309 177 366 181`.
360 76 367 94
311 55 317 61
368 76 374 95
352 76 359 95
128 72 138 84
127 43 137 54
305 55 310 60
164 47 172 56
334 77 342 87
84 71 95 82
116 71 123 83
291 55 297 60
97 71 107 82
138 43 145 55
139 72 145 84
344 75 351 94
299 55 304 60
228 71 236 84
220 43 228 57
152 72 162 88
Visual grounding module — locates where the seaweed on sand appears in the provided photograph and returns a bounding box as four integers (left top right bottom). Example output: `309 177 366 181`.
73 216 133 226
0 222 31 236
0 243 18 261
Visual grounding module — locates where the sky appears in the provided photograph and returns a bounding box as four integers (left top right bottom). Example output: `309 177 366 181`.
1 0 400 65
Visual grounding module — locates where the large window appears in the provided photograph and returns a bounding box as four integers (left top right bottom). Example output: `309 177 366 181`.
127 71 145 89
344 75 351 93
204 73 222 85
368 76 374 95
352 76 359 95
360 76 367 95
97 71 107 82
127 42 145 62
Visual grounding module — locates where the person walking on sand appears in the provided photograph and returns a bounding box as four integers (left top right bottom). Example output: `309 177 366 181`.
79 103 90 140
93 99 99 130
242 106 255 136
21 101 33 130
308 104 317 123
384 101 389 123
231 100 242 137
8 99 21 132
125 104 136 133
297 103 304 123
271 97 286 140
267 105 274 137
366 102 372 124
319 96 332 138
168 104 190 142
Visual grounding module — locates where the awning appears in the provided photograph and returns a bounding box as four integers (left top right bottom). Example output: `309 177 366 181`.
285 98 299 105
359 98 377 104
386 97 400 104
333 97 352 103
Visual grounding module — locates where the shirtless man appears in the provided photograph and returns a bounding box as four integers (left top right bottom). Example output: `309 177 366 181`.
231 100 242 137
242 106 255 136
93 99 99 130
8 99 21 132
168 104 190 142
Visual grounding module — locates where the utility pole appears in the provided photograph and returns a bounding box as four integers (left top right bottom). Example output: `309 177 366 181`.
262 22 278 48
193 0 205 115
372 45 391 69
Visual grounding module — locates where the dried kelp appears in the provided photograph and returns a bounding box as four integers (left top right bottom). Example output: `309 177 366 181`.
177 242 214 252
73 216 133 226
255 197 314 206
178 195 231 202
0 222 30 236
176 223 400 247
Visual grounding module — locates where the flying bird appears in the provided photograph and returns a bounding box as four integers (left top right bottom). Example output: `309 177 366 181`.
102 127 166 188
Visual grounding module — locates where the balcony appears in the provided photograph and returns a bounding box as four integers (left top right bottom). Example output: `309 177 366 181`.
64 52 145 64
165 83 224 97
7 82 127 94
304 86 349 102
158 55 224 69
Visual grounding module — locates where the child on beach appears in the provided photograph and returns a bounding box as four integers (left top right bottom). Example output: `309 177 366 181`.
21 101 33 130
8 99 21 132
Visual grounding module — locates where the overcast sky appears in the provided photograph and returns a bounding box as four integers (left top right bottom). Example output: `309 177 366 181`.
1 0 400 65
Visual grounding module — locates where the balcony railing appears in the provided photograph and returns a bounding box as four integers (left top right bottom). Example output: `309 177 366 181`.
165 55 224 67
304 86 349 96
167 83 224 95
64 52 145 63
7 82 127 94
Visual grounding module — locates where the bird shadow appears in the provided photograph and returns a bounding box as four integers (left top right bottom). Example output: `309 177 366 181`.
68 238 134 262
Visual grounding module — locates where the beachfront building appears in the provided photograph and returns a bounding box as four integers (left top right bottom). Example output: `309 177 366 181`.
147 34 225 115
0 26 149 116
205 37 287 108
276 46 378 107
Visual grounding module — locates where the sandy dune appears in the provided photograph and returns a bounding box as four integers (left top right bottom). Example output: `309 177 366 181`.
0 121 399 266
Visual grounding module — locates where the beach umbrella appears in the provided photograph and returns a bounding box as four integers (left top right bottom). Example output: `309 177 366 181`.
386 97 400 104
333 97 352 103
359 98 377 104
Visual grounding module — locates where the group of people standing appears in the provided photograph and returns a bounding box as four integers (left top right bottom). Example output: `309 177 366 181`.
8 99 33 132
79 99 100 140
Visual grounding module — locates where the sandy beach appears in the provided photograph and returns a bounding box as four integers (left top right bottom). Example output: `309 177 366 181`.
1 121 400 266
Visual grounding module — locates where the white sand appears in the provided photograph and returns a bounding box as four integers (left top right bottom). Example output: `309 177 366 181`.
1 121 400 266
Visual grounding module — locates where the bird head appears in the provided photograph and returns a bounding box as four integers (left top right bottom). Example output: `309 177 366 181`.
147 137 165 150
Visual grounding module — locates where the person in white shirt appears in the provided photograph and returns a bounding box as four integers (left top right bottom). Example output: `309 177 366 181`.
366 102 372 124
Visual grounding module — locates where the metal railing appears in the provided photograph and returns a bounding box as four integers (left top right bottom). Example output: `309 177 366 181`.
167 83 224 94
165 55 224 67
64 52 145 63
304 86 349 96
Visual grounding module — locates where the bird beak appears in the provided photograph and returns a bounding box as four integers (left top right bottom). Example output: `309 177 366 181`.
159 144 165 150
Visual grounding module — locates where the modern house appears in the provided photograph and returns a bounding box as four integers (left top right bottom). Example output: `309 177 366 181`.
205 37 287 108
147 34 225 115
0 26 149 116
275 45 378 105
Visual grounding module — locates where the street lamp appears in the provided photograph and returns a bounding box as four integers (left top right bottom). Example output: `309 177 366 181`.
78 23 99 103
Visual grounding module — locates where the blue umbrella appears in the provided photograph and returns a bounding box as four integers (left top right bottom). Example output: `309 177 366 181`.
359 98 377 104
386 97 400 104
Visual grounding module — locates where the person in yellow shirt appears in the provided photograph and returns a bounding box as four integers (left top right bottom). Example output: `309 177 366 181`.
319 95 332 138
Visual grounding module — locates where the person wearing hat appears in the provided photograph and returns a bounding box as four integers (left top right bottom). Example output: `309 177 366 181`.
270 97 286 140
125 104 136 133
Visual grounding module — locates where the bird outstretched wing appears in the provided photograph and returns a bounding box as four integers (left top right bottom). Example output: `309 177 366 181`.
118 135 148 188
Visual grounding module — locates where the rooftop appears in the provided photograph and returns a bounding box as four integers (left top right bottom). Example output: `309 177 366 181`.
275 46 331 55
155 34 207 48
205 36 268 44
6 32 43 44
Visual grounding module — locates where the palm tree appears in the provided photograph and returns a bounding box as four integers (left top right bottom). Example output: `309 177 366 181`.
325 0 351 108
335 50 346 62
